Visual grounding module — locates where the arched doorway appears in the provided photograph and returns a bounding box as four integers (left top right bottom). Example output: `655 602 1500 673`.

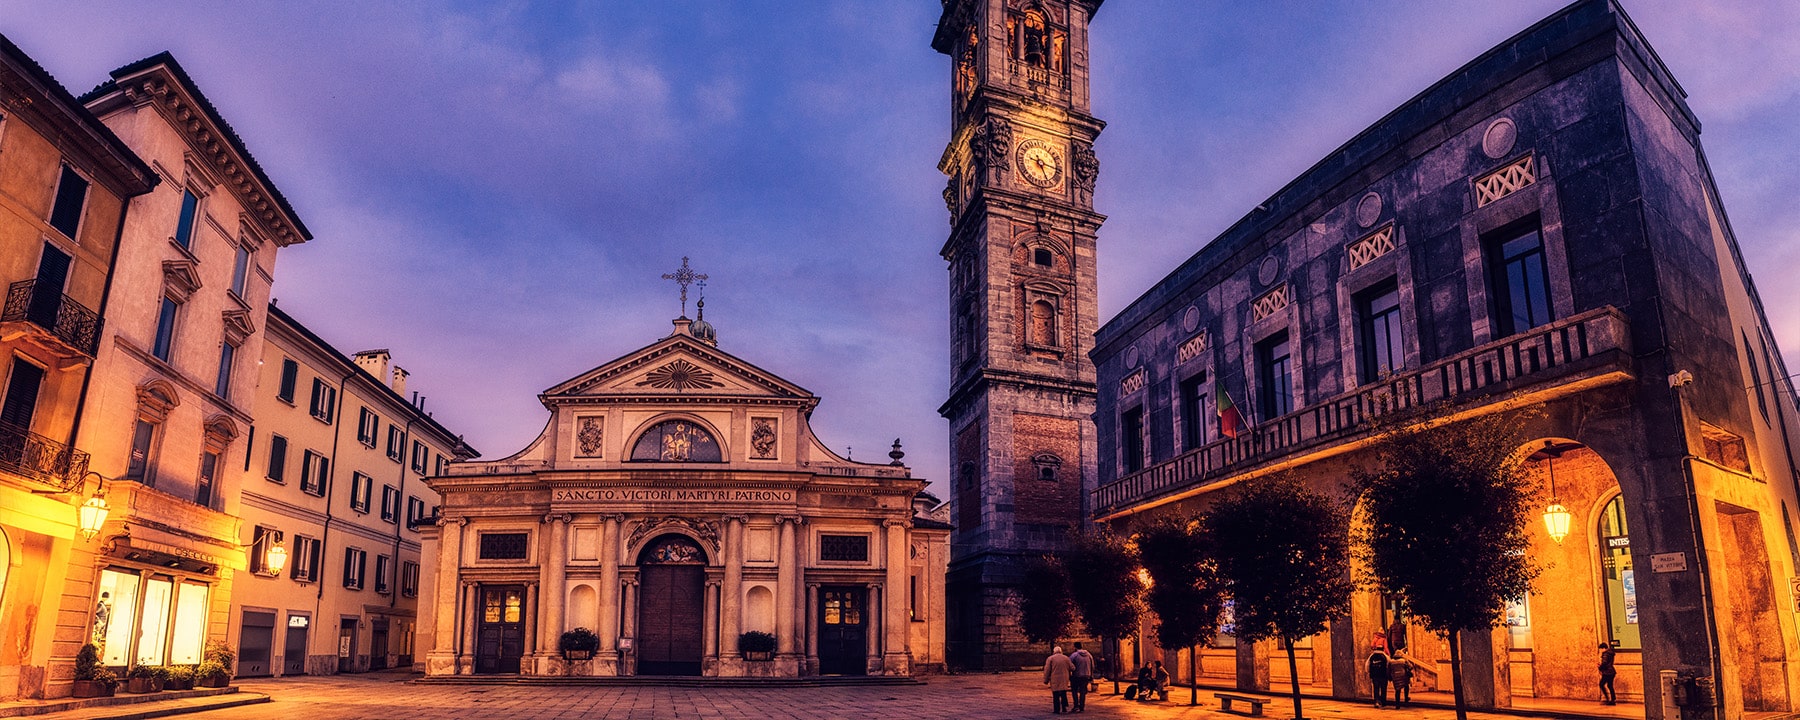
635 534 707 676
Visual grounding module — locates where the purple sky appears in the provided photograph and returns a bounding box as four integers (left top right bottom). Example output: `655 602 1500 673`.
7 2 1797 494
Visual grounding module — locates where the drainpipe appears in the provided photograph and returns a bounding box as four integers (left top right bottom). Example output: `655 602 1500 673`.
311 367 355 671
392 416 416 615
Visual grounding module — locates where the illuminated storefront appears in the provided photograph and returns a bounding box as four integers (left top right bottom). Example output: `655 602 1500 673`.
92 568 212 667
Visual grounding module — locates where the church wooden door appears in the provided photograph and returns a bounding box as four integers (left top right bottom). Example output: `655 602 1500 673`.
475 585 525 674
636 535 707 676
818 586 867 675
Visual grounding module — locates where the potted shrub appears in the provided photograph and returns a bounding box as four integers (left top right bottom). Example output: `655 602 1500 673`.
559 627 600 661
124 665 160 694
71 644 117 698
195 660 230 689
738 630 776 661
165 664 196 691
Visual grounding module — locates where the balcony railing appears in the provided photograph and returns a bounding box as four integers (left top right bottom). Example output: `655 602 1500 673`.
0 419 90 491
2 279 103 356
1093 306 1634 516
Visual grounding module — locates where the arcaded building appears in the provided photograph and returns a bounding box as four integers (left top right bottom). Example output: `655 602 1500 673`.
1089 2 1799 718
420 312 948 678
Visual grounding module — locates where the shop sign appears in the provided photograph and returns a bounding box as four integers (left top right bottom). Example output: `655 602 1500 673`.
1649 552 1687 573
289 616 309 628
1605 536 1630 548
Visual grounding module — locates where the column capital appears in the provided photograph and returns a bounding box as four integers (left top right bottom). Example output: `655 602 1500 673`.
882 517 910 529
778 515 806 526
806 582 822 590
437 515 468 528
723 514 749 525
600 513 626 523
544 512 573 525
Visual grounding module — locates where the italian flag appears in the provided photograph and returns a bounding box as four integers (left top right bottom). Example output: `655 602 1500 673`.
1217 387 1246 439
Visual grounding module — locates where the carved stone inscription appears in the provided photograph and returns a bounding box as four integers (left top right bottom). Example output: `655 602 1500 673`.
552 488 795 504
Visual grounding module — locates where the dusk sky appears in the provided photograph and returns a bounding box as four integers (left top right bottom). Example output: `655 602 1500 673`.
5 2 1796 494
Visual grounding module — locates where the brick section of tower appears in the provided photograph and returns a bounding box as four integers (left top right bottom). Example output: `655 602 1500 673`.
933 0 1107 671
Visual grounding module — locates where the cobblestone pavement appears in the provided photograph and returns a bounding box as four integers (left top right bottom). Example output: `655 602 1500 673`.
191 671 1621 720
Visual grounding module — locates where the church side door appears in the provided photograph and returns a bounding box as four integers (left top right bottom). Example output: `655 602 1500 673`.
475 585 525 674
818 586 867 675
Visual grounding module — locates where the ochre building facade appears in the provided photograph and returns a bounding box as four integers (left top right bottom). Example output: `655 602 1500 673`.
421 316 948 678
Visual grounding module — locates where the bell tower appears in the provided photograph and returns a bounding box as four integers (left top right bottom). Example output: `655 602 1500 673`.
933 0 1105 671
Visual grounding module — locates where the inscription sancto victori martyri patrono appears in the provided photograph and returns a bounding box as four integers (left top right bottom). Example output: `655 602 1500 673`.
552 487 796 503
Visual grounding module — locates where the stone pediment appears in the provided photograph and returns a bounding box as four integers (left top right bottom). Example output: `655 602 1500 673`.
543 334 814 404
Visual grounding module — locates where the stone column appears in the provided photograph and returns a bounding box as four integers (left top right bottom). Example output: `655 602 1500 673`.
523 583 538 661
539 514 570 663
777 517 799 656
721 515 745 658
427 517 465 674
458 582 476 674
806 583 821 672
867 583 882 670
621 579 637 675
883 518 910 673
704 580 721 658
599 515 622 655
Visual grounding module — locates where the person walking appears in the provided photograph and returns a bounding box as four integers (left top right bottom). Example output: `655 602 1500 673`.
1069 643 1094 713
1367 644 1392 709
1598 642 1618 705
1389 651 1412 707
1044 646 1074 714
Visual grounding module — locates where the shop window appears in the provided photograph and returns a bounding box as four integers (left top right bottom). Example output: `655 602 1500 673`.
1598 495 1640 650
1257 332 1294 419
820 534 870 562
168 582 209 664
1356 280 1403 383
1486 222 1553 337
94 569 141 666
135 577 173 665
1121 405 1145 474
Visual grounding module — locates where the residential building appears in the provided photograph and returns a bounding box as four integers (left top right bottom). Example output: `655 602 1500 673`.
0 32 157 701
420 313 948 678
231 305 475 677
1087 2 1800 718
55 53 309 692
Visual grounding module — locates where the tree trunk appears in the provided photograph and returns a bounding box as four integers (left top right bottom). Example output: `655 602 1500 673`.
1286 637 1305 720
1449 632 1468 720
1190 644 1199 705
1108 636 1120 694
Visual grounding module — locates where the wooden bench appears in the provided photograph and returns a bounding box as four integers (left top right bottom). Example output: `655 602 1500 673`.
1214 693 1268 717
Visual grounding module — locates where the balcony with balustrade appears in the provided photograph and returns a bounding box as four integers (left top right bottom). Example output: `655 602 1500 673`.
1093 306 1636 519
0 279 104 364
0 419 90 492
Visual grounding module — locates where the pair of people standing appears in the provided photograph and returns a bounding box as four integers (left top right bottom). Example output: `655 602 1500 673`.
1043 644 1095 714
1366 646 1413 708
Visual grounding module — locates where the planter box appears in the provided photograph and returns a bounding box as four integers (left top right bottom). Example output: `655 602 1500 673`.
198 676 230 688
166 678 195 691
563 650 594 661
124 677 161 694
70 680 115 698
743 651 773 662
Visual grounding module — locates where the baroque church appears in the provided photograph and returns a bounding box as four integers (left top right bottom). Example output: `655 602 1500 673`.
418 288 950 678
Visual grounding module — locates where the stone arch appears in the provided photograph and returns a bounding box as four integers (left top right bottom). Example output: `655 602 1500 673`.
629 527 716 567
627 414 726 462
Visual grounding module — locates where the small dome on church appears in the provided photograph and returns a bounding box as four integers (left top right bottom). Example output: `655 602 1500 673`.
691 298 717 345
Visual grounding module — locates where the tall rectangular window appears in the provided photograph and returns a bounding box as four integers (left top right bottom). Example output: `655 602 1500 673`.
309 379 336 423
411 440 427 473
407 496 427 529
152 297 179 361
343 547 366 590
386 425 403 462
125 419 157 486
357 407 379 446
401 561 420 598
1257 332 1294 420
277 359 298 403
349 472 373 513
173 189 200 249
300 450 328 496
266 434 288 482
1121 405 1145 474
1179 373 1209 451
214 343 236 398
48 163 88 239
230 244 250 297
290 535 321 582
374 554 392 594
1746 332 1770 424
196 450 219 507
381 485 400 522
250 526 278 574
1357 280 1404 383
1487 223 1553 337
0 359 45 431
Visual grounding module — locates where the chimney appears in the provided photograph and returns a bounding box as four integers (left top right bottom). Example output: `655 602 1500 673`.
353 349 391 384
392 365 409 398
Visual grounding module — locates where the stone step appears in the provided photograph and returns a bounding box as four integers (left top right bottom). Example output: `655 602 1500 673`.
0 690 269 720
414 674 924 688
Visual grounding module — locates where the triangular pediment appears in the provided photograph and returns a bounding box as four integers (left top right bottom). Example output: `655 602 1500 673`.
543 334 813 403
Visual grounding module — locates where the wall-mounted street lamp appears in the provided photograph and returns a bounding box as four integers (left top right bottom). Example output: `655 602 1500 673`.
1532 441 1574 544
76 472 110 540
248 530 289 576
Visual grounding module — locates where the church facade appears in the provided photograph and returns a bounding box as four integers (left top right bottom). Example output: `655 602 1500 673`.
419 314 948 678
1087 2 1800 718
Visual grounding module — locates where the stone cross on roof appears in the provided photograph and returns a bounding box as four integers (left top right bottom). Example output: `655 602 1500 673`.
662 256 708 317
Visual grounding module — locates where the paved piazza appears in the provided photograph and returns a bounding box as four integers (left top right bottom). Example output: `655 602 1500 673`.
196 671 1599 720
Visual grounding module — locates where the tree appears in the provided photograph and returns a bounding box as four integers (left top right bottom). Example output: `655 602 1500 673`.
1016 555 1077 647
1135 517 1225 706
1354 410 1541 720
1063 532 1144 690
1206 475 1354 720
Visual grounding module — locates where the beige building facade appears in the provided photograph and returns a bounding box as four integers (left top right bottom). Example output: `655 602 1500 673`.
49 52 308 695
229 305 475 678
421 316 949 678
0 33 157 701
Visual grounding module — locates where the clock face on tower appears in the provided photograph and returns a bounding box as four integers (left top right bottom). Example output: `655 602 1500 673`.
1015 138 1063 188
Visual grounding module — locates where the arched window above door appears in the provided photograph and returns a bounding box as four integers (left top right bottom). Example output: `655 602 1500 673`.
630 419 723 462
